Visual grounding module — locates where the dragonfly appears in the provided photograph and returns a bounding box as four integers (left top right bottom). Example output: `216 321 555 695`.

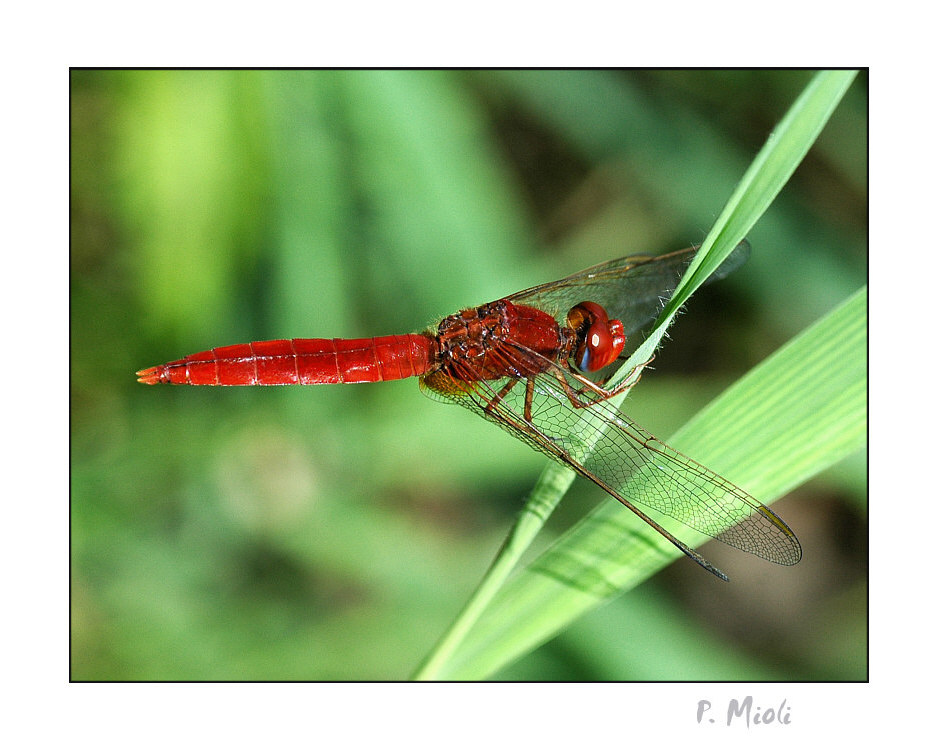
138 242 801 581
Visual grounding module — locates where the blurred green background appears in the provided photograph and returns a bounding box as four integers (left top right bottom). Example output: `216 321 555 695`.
71 70 866 681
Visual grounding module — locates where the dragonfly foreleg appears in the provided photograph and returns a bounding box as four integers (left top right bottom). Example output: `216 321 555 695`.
551 354 656 409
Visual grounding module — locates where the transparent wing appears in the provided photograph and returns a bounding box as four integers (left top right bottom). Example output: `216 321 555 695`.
421 353 800 569
510 241 750 359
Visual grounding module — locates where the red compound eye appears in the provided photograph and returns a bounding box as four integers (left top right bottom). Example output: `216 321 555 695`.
568 301 626 372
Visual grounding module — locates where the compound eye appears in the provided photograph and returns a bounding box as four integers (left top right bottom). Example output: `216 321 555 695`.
569 301 626 372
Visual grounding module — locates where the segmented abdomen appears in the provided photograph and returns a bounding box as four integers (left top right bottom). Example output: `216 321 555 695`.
136 335 436 385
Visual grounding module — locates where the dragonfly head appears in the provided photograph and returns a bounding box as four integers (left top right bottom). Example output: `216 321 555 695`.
568 301 626 372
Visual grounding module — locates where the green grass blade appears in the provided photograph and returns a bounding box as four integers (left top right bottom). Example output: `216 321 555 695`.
435 287 866 679
413 70 858 680
631 69 858 364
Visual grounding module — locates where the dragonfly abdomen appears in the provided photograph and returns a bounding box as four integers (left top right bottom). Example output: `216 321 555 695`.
137 335 436 385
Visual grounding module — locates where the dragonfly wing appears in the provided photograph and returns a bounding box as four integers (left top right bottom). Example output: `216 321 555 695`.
510 241 750 360
577 402 802 565
422 358 800 567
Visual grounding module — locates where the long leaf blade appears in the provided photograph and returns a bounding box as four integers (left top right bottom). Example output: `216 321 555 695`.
436 287 866 679
413 70 859 680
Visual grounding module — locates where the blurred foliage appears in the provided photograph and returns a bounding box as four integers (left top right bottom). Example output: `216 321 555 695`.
70 70 866 680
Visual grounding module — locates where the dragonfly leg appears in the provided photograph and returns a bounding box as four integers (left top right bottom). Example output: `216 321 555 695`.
552 354 656 409
523 376 535 423
485 376 536 424
483 377 519 414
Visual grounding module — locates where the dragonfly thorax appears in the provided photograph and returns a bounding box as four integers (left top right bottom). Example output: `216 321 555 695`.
434 299 565 382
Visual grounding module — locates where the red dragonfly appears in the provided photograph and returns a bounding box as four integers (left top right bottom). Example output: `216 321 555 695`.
138 242 801 581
